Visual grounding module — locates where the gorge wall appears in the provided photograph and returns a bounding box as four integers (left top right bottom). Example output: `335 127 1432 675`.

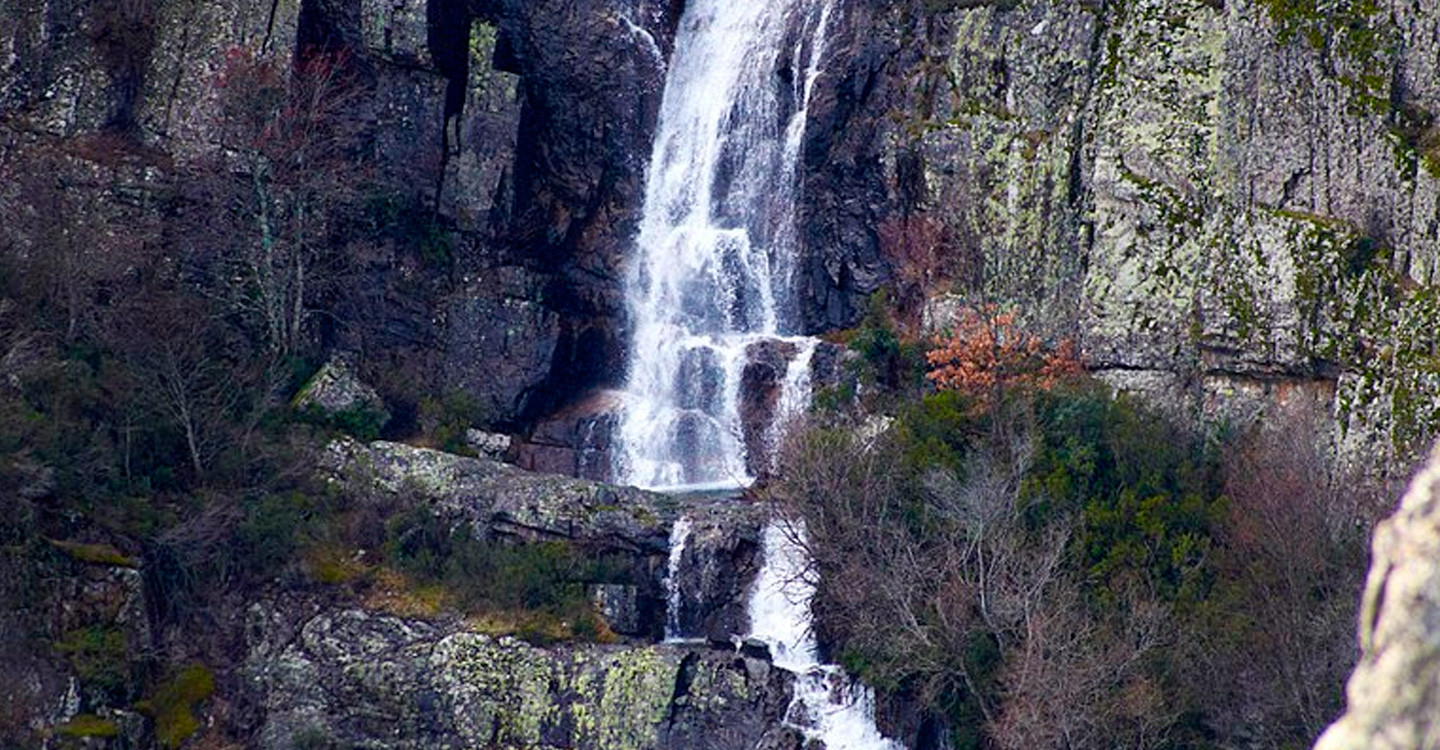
805 0 1440 473
8 0 1437 466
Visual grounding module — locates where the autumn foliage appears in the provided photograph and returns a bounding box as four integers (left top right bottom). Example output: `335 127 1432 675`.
926 305 1082 403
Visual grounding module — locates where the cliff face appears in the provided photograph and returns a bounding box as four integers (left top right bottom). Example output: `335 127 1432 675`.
11 0 1436 460
806 0 1440 470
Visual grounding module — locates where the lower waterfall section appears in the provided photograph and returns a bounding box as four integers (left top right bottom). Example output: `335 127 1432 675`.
747 520 904 750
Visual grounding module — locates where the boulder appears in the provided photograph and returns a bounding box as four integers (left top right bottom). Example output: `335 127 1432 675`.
294 354 390 429
1315 446 1440 750
464 428 513 460
321 437 673 552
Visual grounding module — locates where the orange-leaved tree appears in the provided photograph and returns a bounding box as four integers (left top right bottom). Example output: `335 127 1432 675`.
926 305 1082 407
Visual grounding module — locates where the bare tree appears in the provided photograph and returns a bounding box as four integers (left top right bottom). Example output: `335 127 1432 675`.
178 44 368 364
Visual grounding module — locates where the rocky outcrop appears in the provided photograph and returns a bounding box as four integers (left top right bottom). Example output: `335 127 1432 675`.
1315 445 1440 750
294 353 391 428
242 607 804 750
322 437 676 551
323 439 772 641
667 511 765 642
0 542 149 747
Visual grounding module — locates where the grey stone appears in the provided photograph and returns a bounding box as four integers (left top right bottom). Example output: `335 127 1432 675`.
464 428 512 460
1316 444 1440 750
242 607 802 750
592 584 642 635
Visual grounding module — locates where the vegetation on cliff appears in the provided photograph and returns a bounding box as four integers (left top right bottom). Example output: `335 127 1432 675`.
789 304 1387 749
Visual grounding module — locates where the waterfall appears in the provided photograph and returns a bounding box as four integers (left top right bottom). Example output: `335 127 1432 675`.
613 0 834 490
748 521 905 750
618 1 902 745
663 514 695 641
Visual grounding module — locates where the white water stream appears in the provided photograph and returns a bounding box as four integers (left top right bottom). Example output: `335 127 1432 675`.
617 0 903 746
613 0 833 490
747 520 905 750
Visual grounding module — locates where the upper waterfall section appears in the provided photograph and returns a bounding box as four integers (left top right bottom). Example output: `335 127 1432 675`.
613 0 835 490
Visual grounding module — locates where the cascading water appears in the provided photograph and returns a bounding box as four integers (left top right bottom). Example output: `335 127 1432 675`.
619 1 901 745
613 0 833 490
663 514 695 642
747 521 904 750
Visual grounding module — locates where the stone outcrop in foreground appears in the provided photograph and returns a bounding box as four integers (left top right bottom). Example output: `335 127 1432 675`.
243 607 804 750
1317 445 1440 750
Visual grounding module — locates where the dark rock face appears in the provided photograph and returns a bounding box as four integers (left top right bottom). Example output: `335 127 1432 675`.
511 390 623 481
794 1 909 333
242 607 805 750
473 0 677 407
669 511 765 642
442 267 562 425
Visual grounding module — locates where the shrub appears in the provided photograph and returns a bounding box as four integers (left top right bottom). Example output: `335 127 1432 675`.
926 305 1081 409
381 507 632 641
53 626 130 700
137 663 215 749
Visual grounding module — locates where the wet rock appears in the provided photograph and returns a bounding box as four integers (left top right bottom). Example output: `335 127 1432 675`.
242 607 800 750
668 510 766 643
740 340 801 477
1315 445 1440 750
511 391 622 481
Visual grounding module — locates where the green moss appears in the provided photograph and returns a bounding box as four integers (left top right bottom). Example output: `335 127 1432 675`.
56 714 121 738
53 626 129 697
137 664 215 749
47 538 137 567
1255 0 1394 115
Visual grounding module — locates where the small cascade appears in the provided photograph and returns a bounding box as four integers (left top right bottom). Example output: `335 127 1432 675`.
765 337 818 471
748 521 904 750
663 515 696 641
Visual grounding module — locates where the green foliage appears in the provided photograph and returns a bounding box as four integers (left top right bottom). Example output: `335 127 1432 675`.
236 492 316 576
848 292 927 393
418 391 488 455
137 664 214 749
53 626 129 699
56 714 121 739
365 190 456 268
894 390 982 472
46 538 137 567
297 403 387 442
382 507 631 642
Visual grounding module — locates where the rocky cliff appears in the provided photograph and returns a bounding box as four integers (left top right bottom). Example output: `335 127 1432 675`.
805 0 1440 472
243 608 801 750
